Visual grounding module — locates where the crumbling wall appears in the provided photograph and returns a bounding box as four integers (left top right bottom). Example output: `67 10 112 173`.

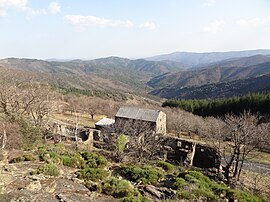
162 136 220 168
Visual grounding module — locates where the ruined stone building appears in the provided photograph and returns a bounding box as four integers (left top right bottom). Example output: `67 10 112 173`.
163 136 220 168
115 107 166 135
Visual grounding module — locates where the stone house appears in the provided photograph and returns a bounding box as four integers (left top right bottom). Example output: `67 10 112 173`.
115 107 166 135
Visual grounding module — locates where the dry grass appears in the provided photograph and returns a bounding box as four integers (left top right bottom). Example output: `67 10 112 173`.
240 169 270 199
50 112 106 128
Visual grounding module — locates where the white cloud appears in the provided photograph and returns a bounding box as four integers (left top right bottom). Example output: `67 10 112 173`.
0 0 27 16
236 16 270 26
48 2 61 14
0 0 61 17
139 21 156 30
64 15 134 28
203 20 224 33
203 0 216 7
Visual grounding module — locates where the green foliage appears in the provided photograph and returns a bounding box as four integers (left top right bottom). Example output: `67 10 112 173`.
18 118 43 148
173 171 264 201
121 196 150 202
162 92 270 117
80 151 107 168
173 171 229 200
234 190 266 202
157 161 176 174
32 163 59 176
9 154 36 163
39 151 62 164
102 177 140 198
76 168 108 181
122 165 164 185
60 154 84 168
175 190 195 200
117 134 128 153
174 177 188 189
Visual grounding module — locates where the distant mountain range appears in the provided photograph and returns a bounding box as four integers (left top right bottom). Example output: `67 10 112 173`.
146 49 270 67
150 74 270 99
1 49 270 100
147 55 270 89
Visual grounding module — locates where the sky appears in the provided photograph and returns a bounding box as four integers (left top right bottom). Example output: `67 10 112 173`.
0 0 270 59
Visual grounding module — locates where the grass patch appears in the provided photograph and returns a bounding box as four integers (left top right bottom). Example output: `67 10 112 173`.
102 177 140 198
31 163 59 176
122 165 164 185
76 167 109 181
157 161 176 174
234 190 266 202
9 154 36 163
173 170 265 201
80 151 107 168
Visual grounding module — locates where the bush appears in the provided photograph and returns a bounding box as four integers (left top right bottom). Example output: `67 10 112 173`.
9 154 36 163
60 153 84 168
102 177 140 198
22 154 36 161
122 165 164 185
174 177 188 189
39 151 61 164
18 118 43 148
32 163 59 176
175 190 195 200
80 152 107 168
76 168 108 181
234 190 266 202
157 161 175 174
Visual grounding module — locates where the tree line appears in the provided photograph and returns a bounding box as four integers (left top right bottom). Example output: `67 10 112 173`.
162 92 270 117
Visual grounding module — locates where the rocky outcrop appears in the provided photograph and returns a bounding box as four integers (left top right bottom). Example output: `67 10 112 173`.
0 159 116 202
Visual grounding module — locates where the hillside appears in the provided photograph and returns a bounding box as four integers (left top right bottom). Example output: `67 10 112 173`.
2 53 270 101
147 56 270 91
146 49 270 67
151 74 270 99
0 57 184 95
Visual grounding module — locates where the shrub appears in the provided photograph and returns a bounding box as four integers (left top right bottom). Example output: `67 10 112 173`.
22 154 36 161
32 163 59 176
157 161 175 174
76 168 108 181
117 134 128 153
122 165 164 185
234 190 266 202
39 151 61 164
102 177 140 198
60 153 84 168
80 152 107 168
175 190 195 200
174 177 188 189
9 154 36 163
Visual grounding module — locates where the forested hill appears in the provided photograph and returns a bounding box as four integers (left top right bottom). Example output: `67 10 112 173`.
162 92 270 117
147 57 270 90
150 74 270 99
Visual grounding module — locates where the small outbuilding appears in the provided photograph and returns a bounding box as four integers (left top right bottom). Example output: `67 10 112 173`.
95 118 115 130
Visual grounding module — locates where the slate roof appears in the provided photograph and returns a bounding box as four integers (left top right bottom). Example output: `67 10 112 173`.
115 107 161 122
95 118 115 126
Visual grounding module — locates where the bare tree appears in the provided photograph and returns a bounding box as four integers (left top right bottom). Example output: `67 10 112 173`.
204 112 270 185
115 119 165 164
